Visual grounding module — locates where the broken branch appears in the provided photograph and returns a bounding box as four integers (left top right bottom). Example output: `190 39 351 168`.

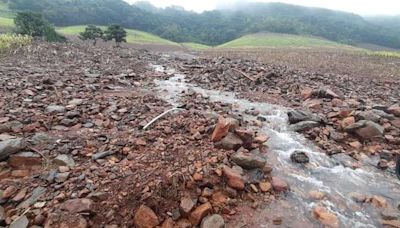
143 107 185 130
233 69 256 81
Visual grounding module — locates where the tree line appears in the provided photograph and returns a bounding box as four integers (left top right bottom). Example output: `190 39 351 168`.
6 0 400 49
13 11 127 46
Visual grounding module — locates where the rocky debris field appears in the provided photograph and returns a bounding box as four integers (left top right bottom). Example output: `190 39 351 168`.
0 42 399 228
0 43 293 228
180 56 400 170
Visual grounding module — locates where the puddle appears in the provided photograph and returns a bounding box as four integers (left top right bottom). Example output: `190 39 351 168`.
152 64 400 227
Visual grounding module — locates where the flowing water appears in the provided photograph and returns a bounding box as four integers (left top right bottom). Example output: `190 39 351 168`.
151 63 400 227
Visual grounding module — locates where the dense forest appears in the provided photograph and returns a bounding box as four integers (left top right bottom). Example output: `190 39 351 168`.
6 0 400 48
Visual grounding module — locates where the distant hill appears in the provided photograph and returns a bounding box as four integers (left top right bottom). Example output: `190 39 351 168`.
3 0 400 49
217 33 359 49
366 15 400 33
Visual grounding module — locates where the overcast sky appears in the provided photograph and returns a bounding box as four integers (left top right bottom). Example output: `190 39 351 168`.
125 0 400 15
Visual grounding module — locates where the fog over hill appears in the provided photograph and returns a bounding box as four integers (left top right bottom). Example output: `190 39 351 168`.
5 0 400 49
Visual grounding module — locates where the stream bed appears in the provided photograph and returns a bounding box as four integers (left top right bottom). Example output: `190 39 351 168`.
151 63 400 227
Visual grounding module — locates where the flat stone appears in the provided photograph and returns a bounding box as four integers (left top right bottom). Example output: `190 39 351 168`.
200 214 225 228
289 121 321 132
313 206 339 228
61 198 94 213
0 138 26 161
287 110 323 124
10 215 28 228
214 133 243 151
54 154 75 167
92 151 115 160
231 150 266 169
45 105 66 114
55 172 70 183
18 186 46 208
8 152 42 168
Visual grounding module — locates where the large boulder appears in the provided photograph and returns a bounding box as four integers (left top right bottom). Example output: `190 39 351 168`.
345 120 384 140
231 149 266 169
287 110 323 124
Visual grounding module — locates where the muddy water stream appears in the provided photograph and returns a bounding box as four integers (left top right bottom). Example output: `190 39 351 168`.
151 63 400 227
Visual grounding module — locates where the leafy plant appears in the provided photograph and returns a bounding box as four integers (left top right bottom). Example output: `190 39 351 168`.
104 24 126 47
0 33 32 54
79 25 103 46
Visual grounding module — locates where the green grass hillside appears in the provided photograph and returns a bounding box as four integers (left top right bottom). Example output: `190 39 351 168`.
57 25 178 46
181 42 211 50
0 16 13 27
218 33 358 49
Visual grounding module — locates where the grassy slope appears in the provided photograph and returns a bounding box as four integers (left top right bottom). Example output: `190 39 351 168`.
218 33 358 49
181 42 211 50
0 1 14 28
0 16 13 27
57 25 178 46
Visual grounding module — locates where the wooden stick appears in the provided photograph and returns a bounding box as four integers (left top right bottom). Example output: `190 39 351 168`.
143 108 185 130
232 69 256 81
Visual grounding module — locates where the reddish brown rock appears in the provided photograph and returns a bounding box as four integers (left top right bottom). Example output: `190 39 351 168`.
61 198 94 213
301 87 313 99
380 219 400 228
234 129 254 147
341 117 355 129
211 192 228 205
180 196 196 217
303 99 322 110
369 195 388 208
388 104 400 117
189 202 212 226
259 182 272 192
161 218 174 228
222 165 245 190
313 206 339 228
271 177 289 192
2 186 18 199
134 205 159 228
308 191 326 200
11 169 30 178
211 117 238 142
11 187 28 202
8 152 42 168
